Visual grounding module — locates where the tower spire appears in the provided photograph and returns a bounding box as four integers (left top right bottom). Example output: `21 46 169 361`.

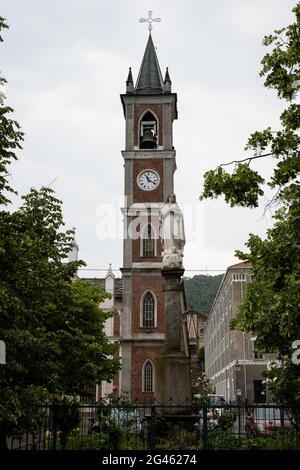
164 67 172 93
126 67 134 94
105 263 115 279
135 34 164 95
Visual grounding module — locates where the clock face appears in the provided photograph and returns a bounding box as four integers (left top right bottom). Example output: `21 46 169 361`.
137 169 160 191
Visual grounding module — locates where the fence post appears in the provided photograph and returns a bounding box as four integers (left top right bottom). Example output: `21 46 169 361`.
237 397 241 437
203 406 208 450
52 407 58 451
0 425 8 451
280 403 284 430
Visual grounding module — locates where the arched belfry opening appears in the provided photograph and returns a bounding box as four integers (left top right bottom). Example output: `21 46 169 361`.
139 111 157 149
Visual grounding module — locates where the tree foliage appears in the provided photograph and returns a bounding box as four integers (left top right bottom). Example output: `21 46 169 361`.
200 3 300 406
201 3 300 208
230 187 300 406
196 346 205 371
231 190 300 355
0 17 24 206
0 18 120 447
0 186 120 445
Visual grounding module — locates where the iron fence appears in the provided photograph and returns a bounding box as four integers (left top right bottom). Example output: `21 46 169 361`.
6 401 300 451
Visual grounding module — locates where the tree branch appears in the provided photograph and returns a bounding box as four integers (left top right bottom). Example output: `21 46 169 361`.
261 185 283 219
218 153 273 169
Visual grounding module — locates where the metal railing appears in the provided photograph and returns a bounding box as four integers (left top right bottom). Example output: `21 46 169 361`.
5 401 300 451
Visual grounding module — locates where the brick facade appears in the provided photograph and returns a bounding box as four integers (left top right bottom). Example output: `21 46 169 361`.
131 345 164 401
131 276 165 334
132 215 162 263
120 35 178 401
133 159 164 203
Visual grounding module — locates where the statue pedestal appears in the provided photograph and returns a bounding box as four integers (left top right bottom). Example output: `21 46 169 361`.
155 352 191 407
155 268 191 412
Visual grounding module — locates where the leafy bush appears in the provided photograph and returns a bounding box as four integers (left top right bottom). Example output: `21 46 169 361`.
51 397 80 450
90 393 145 450
217 411 236 431
209 429 300 450
155 431 200 450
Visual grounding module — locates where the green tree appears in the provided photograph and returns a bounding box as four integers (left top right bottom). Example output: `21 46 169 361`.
0 17 24 205
200 4 300 406
201 4 300 209
0 18 120 448
0 187 120 448
197 346 205 371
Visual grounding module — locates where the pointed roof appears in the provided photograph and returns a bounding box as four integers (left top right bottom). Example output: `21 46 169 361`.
126 67 134 94
126 67 133 85
135 34 164 95
164 67 171 84
68 228 79 263
105 263 115 279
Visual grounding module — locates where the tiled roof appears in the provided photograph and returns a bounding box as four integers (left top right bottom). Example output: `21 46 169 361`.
82 278 123 298
228 261 252 269
185 309 208 320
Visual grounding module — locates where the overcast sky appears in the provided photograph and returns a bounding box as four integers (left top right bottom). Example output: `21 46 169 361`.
1 0 297 277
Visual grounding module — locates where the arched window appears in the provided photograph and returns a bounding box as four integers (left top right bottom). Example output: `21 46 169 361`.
141 224 156 257
142 292 155 328
139 111 157 149
143 360 154 392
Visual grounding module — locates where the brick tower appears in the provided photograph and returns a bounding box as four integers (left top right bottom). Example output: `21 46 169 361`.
120 33 178 401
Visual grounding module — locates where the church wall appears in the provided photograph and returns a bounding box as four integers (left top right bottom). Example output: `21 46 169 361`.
132 275 165 333
133 159 164 203
120 343 132 395
131 215 162 263
131 344 164 401
120 35 179 402
163 158 175 200
113 311 120 337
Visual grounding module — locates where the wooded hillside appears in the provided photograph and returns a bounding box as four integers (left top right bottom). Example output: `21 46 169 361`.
184 274 223 315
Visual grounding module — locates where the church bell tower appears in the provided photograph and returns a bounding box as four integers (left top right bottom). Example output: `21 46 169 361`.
120 30 178 401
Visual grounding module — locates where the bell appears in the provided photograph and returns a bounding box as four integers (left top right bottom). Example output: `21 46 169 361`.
141 128 157 149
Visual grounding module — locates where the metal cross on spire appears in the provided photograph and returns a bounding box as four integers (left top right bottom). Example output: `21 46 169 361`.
139 10 161 33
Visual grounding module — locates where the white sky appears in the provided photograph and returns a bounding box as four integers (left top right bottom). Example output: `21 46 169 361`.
1 0 297 277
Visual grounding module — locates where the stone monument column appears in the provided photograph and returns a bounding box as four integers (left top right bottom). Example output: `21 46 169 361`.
155 194 191 410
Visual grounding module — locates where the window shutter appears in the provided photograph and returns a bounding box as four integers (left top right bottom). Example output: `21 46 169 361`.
248 340 255 359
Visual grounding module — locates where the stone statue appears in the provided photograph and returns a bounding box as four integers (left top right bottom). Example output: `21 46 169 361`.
159 193 185 268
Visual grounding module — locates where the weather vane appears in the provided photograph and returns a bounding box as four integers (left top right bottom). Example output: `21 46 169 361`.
139 10 161 33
